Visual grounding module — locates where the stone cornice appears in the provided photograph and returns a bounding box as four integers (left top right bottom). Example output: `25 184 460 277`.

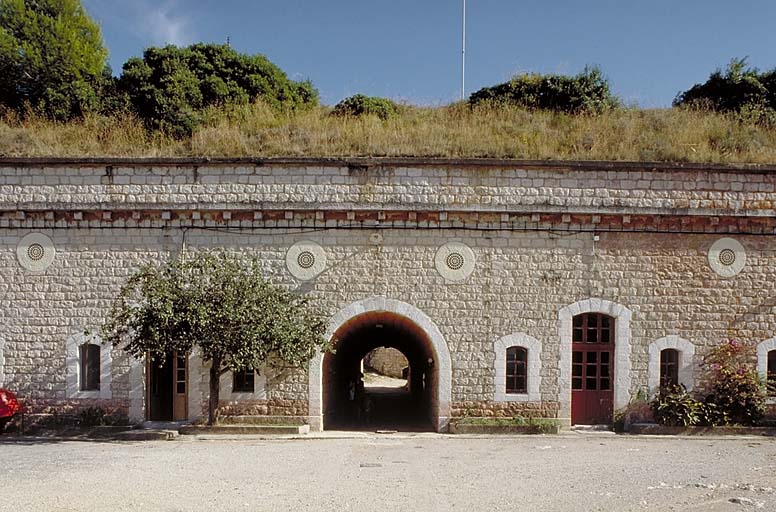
1 157 776 174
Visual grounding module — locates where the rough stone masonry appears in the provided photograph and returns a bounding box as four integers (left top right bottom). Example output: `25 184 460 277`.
0 157 774 430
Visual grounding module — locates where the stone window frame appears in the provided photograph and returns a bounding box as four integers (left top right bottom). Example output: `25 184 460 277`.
647 335 695 396
756 337 776 405
558 299 632 423
66 333 112 399
0 337 5 387
493 333 541 402
219 367 267 401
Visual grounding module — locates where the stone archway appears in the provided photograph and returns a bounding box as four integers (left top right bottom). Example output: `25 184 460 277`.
308 297 451 432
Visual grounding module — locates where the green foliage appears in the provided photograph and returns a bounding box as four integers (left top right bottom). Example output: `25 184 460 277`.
469 66 619 114
700 339 765 426
696 398 729 427
0 0 108 120
331 94 399 120
119 43 319 136
650 385 700 427
675 58 776 126
651 340 766 428
102 251 328 423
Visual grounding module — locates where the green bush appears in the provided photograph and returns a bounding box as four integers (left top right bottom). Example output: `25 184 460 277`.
468 67 619 114
675 58 776 126
331 94 399 120
651 385 700 427
700 339 765 426
119 44 318 136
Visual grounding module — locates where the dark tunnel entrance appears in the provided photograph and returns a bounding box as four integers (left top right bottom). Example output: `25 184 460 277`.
323 312 436 431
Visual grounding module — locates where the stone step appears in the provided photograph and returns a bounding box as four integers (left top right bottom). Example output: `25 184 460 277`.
217 415 306 426
113 429 179 441
179 424 310 435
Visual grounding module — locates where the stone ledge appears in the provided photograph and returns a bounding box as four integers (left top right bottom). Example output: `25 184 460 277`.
629 423 776 437
2 156 776 174
179 424 310 435
449 420 561 435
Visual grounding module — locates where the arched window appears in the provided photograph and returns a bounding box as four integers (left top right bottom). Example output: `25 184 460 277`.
648 336 695 395
756 338 776 402
659 349 679 388
66 333 111 399
493 333 541 402
506 347 527 394
79 344 101 391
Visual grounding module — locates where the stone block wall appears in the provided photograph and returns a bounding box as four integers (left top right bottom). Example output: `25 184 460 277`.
0 158 774 427
364 347 408 379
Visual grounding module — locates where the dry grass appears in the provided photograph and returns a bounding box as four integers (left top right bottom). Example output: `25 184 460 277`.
1 103 776 163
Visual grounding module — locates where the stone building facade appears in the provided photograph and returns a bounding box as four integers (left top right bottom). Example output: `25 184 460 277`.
0 157 774 431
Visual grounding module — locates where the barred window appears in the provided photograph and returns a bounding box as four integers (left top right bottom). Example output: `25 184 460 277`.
233 369 255 393
506 347 527 394
768 350 776 397
660 349 679 388
79 344 100 391
572 313 613 344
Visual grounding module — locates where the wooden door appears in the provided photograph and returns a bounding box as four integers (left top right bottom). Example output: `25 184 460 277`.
571 313 614 425
172 352 188 421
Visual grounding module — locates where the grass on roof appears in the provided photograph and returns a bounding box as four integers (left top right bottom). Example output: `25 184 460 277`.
1 102 775 164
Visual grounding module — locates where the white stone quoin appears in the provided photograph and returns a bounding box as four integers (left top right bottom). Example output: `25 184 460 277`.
0 337 5 387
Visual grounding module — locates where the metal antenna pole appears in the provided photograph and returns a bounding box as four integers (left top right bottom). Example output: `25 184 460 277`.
461 0 466 101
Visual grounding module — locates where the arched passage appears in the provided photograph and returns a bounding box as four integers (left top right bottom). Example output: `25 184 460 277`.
308 297 451 432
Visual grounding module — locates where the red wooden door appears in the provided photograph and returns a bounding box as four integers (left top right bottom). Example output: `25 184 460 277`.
571 313 614 425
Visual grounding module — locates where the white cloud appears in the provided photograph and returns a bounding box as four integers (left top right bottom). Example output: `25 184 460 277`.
142 1 191 46
84 0 193 47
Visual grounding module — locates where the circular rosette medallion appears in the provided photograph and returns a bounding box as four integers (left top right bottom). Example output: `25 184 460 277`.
434 242 475 282
707 237 746 278
16 233 56 272
286 241 327 281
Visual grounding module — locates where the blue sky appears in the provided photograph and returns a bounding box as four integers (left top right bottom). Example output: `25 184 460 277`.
82 0 776 107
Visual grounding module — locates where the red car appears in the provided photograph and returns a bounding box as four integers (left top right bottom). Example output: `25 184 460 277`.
0 389 22 432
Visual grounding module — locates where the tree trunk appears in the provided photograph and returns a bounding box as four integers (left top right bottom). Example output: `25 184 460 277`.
208 356 221 426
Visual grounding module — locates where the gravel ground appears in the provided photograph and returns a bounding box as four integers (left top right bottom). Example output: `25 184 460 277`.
1 433 775 511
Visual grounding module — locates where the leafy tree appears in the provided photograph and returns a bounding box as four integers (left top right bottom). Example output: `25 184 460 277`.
468 66 618 114
0 0 108 119
332 94 399 120
674 58 776 125
119 43 319 136
102 252 329 425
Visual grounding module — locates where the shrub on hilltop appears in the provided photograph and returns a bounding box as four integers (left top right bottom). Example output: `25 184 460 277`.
119 43 318 136
331 94 400 120
675 58 776 126
468 67 619 114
